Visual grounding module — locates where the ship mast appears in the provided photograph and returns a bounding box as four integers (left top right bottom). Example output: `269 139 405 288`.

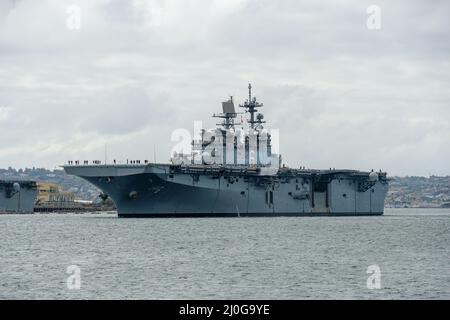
240 83 265 129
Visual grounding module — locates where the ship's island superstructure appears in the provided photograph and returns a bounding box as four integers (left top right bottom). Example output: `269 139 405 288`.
64 84 388 217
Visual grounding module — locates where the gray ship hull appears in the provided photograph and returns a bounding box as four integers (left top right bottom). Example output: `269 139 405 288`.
0 180 38 214
63 84 388 218
64 164 388 217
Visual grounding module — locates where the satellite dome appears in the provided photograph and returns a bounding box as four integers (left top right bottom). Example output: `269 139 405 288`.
368 171 379 182
13 182 20 192
202 151 210 158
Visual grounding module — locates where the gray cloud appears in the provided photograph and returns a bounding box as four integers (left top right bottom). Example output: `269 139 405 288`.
0 0 449 175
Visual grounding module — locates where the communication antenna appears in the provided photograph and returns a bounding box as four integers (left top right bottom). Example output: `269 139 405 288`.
239 83 265 129
104 143 107 164
153 144 156 163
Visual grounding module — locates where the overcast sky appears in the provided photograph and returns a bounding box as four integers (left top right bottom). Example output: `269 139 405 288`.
0 0 449 176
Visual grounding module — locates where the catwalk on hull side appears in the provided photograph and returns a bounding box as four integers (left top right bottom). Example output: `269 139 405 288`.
63 84 389 217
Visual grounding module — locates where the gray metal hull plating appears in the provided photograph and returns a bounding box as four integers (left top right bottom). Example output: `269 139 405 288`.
64 164 388 217
0 180 38 214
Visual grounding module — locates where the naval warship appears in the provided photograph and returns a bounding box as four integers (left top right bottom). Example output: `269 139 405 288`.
0 180 38 214
64 84 389 217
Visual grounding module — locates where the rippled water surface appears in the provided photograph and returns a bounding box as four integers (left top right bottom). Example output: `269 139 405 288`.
1 208 449 299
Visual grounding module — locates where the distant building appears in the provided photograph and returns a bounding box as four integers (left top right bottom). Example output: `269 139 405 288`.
36 182 75 204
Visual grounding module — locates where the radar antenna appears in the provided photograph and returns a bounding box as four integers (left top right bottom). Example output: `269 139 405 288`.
212 96 242 129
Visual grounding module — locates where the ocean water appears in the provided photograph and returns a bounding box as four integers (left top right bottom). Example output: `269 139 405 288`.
0 208 449 299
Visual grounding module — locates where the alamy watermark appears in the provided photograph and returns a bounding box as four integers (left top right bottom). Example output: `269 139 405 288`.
0 106 12 121
66 264 81 290
147 1 164 27
366 264 381 289
66 4 82 30
366 5 381 30
170 120 280 170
